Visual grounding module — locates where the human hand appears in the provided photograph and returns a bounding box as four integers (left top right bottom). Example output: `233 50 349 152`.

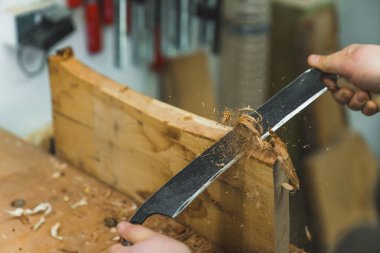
109 221 191 253
308 44 380 116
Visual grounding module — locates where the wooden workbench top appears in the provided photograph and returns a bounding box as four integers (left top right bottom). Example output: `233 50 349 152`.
0 129 216 253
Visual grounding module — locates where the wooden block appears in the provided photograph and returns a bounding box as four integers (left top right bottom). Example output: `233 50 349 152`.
0 129 218 253
305 132 378 250
160 51 216 120
48 49 293 252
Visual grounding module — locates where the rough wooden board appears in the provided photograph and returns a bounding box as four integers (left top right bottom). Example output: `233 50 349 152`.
305 132 379 250
48 51 291 253
160 51 216 120
0 129 220 253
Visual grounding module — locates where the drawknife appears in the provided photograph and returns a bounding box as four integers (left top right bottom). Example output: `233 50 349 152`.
122 68 332 244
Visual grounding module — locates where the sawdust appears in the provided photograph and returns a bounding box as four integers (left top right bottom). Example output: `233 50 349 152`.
144 216 219 253
233 112 300 190
219 110 233 126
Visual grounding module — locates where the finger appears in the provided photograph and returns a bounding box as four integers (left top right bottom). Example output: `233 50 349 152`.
109 243 127 253
332 87 354 105
117 221 157 244
348 90 370 110
362 100 378 116
322 77 339 91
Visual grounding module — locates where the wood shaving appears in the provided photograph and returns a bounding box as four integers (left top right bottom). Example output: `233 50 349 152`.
238 105 254 112
112 236 120 241
269 130 300 190
7 202 52 217
305 226 312 242
281 183 295 193
7 202 52 231
70 198 88 209
105 189 112 198
52 171 64 179
50 222 65 241
219 110 233 126
234 113 300 191
33 217 46 230
83 186 91 194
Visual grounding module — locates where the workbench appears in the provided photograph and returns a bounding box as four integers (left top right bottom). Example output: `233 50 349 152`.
0 129 216 253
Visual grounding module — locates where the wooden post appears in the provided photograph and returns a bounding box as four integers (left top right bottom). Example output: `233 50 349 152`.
48 48 295 252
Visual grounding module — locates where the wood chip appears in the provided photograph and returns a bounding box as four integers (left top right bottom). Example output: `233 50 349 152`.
70 198 88 209
305 226 312 242
50 222 64 241
281 183 295 193
7 202 52 231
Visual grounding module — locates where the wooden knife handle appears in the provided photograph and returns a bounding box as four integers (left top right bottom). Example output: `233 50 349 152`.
337 78 380 110
371 92 380 108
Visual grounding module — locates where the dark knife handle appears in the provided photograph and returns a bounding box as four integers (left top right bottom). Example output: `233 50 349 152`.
320 71 338 83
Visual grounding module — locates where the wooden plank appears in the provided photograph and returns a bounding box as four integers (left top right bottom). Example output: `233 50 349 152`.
0 129 218 253
305 132 378 251
48 49 291 252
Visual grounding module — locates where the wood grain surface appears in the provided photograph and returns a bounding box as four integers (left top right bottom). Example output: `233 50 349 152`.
0 129 218 253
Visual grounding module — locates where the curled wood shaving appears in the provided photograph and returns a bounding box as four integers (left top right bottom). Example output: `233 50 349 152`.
7 202 52 217
305 226 312 242
234 113 300 191
219 110 233 126
7 202 52 231
70 198 88 209
33 216 46 230
50 222 64 241
269 130 300 190
281 183 295 193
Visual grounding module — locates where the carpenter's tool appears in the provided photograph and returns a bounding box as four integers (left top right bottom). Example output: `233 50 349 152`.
120 69 334 245
85 0 102 53
67 0 82 9
102 0 114 25
114 0 127 68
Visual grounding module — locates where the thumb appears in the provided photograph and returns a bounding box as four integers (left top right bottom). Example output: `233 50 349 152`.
117 221 157 243
308 51 351 78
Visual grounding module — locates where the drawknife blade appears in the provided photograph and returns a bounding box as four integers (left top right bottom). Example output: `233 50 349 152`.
129 68 329 224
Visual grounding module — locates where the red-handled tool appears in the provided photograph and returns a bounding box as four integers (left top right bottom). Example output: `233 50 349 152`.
67 0 82 9
102 0 114 25
85 0 102 53
150 0 164 71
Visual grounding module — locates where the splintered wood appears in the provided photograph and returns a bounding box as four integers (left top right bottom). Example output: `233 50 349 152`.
233 112 300 191
0 129 219 253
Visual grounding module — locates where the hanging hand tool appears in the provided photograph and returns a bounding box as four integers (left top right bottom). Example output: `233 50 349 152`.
102 0 114 25
85 0 102 53
120 69 336 245
114 0 127 67
150 0 164 71
131 0 147 65
67 0 82 9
